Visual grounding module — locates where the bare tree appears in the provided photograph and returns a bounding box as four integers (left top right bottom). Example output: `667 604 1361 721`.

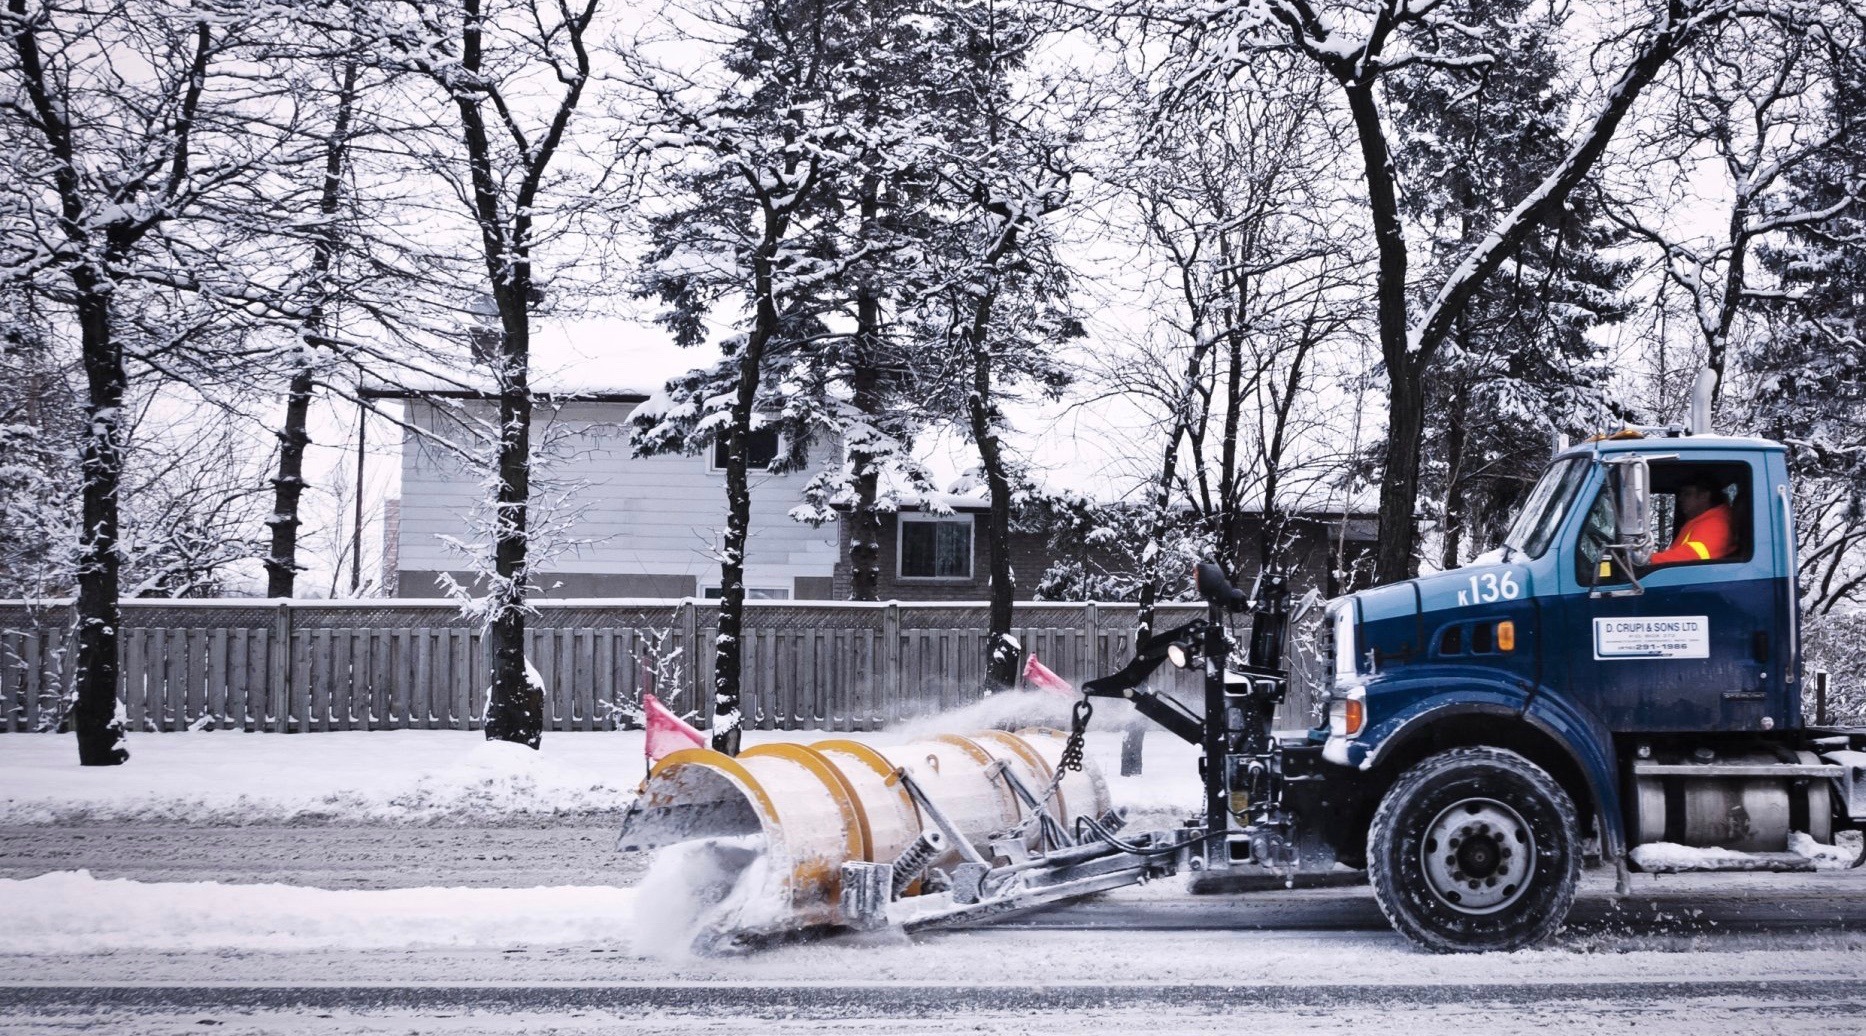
265 51 367 599
1 0 299 764
1132 0 1786 584
1602 16 1859 408
359 0 606 749
1097 58 1356 641
0 290 78 599
121 412 270 598
1746 35 1866 614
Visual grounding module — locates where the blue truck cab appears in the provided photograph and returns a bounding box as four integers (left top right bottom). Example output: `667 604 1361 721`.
1292 428 1859 951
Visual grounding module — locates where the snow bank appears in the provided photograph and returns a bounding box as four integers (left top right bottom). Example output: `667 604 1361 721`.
0 871 637 953
0 731 645 826
1 728 1204 828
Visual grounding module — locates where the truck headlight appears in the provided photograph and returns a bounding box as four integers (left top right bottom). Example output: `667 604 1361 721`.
1328 687 1365 738
1329 601 1356 680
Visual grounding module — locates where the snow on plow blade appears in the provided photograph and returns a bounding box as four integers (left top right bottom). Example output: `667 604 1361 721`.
617 730 1110 935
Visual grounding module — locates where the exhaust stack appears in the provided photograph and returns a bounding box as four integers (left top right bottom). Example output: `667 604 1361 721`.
1687 368 1717 435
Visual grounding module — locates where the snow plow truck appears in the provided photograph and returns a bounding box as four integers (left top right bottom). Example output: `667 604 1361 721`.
617 405 1866 953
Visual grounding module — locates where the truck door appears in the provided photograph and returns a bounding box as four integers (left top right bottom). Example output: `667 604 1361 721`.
1560 457 1785 733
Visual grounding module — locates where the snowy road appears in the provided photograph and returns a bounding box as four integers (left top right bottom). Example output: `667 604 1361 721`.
5 927 1866 1035
6 734 1865 1032
5 975 1866 1034
6 869 1866 1033
8 824 1866 932
0 824 641 889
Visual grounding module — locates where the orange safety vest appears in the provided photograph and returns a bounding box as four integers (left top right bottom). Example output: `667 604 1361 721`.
1651 502 1736 564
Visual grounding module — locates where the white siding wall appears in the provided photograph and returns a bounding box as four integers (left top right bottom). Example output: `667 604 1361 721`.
397 400 839 594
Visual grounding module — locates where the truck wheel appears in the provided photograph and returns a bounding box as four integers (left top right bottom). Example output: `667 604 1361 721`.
1367 747 1579 953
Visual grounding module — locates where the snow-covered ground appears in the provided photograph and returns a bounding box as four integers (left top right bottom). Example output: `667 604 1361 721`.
2 729 647 826
0 717 1203 826
6 723 1866 1034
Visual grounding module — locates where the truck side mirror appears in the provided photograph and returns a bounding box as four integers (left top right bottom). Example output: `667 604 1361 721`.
1612 458 1654 566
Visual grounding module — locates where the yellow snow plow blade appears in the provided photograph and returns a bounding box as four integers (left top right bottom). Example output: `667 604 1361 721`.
617 730 1110 931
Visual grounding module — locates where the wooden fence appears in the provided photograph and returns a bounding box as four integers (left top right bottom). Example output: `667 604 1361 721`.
0 599 1321 734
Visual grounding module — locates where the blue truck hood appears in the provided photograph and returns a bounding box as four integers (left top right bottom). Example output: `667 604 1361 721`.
1354 562 1538 624
1349 561 1539 669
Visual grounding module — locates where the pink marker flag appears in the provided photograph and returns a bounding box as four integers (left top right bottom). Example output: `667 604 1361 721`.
1022 652 1075 697
643 692 706 764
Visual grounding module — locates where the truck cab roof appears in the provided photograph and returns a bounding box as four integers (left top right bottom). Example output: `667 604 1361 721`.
1558 432 1786 461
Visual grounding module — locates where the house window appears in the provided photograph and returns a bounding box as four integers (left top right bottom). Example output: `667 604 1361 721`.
702 585 791 600
710 428 781 471
898 515 973 580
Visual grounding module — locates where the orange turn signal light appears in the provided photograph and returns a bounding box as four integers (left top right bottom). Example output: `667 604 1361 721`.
1497 620 1516 652
1342 697 1364 735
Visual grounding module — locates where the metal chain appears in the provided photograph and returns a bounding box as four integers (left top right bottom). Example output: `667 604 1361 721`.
1059 697 1092 772
1007 696 1092 839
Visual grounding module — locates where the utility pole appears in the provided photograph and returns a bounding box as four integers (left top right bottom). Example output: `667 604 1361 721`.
352 399 366 595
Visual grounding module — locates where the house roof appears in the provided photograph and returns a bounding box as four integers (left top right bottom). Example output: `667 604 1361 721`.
359 315 722 401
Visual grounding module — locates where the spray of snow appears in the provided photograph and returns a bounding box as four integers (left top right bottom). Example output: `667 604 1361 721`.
631 834 778 958
888 690 1076 739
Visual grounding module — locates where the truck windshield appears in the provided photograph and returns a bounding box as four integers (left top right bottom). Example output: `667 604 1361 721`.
1503 458 1590 559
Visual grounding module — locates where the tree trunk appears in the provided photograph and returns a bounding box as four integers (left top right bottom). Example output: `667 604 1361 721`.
265 365 315 598
1439 380 1469 572
1336 73 1419 587
266 59 357 600
964 310 1018 692
1375 358 1426 584
973 405 1018 692
712 252 778 754
713 346 767 756
1216 326 1247 578
482 293 541 749
72 282 128 766
847 289 883 602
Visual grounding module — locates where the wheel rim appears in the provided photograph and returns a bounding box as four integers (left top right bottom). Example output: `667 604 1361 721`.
1419 797 1536 915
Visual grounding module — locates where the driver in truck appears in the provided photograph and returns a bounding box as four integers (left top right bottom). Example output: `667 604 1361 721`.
1650 472 1737 564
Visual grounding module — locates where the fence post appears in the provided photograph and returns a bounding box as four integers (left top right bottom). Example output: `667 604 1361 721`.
271 602 292 733
679 599 701 723
883 601 902 724
1083 601 1100 678
1816 669 1829 727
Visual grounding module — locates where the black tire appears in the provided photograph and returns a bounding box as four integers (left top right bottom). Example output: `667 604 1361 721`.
1367 747 1579 953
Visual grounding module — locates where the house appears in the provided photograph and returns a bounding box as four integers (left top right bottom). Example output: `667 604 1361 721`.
830 495 1378 601
378 390 1374 602
377 390 842 600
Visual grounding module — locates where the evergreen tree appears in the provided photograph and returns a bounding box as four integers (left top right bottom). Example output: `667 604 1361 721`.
782 0 958 599
626 0 857 751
